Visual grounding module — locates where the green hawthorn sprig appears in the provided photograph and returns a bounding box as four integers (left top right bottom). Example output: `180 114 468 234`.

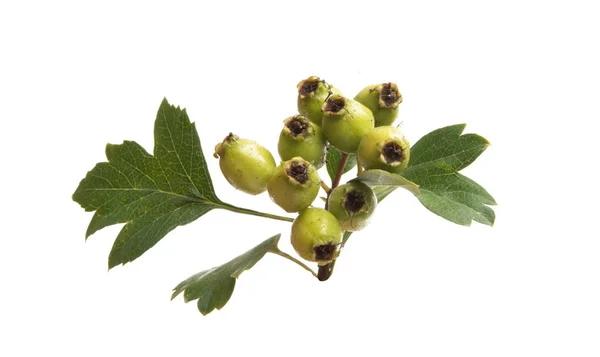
73 77 496 316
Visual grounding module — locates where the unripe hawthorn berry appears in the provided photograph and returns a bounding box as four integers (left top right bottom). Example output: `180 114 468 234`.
321 94 375 153
357 126 410 173
267 157 320 213
327 181 377 231
354 82 402 127
291 208 343 264
297 76 340 126
277 115 327 169
214 133 276 195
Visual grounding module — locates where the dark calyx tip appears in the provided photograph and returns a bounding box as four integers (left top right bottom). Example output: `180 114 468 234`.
286 161 309 184
224 132 236 142
344 190 367 213
314 244 336 261
287 117 309 136
299 79 320 96
324 97 345 113
382 142 403 164
380 83 400 107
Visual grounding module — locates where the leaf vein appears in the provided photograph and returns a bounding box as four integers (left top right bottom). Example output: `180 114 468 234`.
163 114 202 198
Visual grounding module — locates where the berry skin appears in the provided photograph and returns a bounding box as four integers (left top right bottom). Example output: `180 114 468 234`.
277 115 327 169
214 134 276 195
291 208 343 264
357 126 410 173
327 181 377 231
267 157 320 213
297 76 340 126
354 83 402 127
321 94 375 153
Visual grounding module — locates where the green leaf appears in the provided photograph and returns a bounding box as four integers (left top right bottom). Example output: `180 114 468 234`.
405 123 490 175
354 169 420 195
171 234 280 315
332 125 495 281
372 186 398 202
73 99 292 269
325 146 356 183
410 173 496 226
402 124 496 226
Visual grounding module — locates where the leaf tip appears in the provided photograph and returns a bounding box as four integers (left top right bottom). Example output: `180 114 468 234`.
453 123 467 135
107 255 124 271
170 290 181 301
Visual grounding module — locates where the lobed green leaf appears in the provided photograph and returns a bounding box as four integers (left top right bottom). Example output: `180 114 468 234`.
342 124 496 249
402 124 496 226
412 173 496 226
73 99 221 268
73 99 289 269
171 234 280 315
405 123 489 175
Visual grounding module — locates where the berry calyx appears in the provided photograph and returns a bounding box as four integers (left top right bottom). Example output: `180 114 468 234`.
297 76 340 126
267 157 320 213
214 134 276 195
291 208 344 264
357 126 410 173
354 83 403 127
327 181 377 231
277 115 327 168
321 94 375 153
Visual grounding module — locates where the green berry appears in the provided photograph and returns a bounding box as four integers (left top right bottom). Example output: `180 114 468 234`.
267 157 320 213
327 181 377 231
357 126 410 173
291 208 343 264
297 76 340 126
277 115 327 169
354 82 402 127
321 94 375 153
214 133 276 195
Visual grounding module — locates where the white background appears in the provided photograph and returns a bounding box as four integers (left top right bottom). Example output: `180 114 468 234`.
1 1 599 356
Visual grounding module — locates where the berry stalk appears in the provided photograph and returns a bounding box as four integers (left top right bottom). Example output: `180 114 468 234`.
269 246 318 278
320 181 331 194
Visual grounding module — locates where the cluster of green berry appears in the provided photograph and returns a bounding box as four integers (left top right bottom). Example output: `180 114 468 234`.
213 76 409 270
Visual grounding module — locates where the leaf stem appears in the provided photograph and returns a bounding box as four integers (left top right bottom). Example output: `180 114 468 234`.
220 203 294 223
270 249 318 278
357 162 363 175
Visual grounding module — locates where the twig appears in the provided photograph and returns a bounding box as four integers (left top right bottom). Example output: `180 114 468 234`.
325 153 349 210
320 152 350 280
